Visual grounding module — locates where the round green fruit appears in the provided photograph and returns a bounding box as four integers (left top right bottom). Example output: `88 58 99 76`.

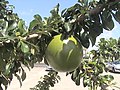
45 34 83 72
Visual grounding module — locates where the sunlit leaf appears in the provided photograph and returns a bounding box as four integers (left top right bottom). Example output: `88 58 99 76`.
83 77 89 87
7 20 17 31
50 3 60 15
21 41 29 53
15 32 20 36
18 19 26 34
103 75 114 82
5 64 11 75
29 20 39 30
34 14 42 22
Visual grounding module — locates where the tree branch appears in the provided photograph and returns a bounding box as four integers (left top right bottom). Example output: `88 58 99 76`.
0 1 120 45
76 1 120 23
23 34 39 40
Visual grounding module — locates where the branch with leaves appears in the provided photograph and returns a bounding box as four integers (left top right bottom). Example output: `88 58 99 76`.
0 0 120 90
30 70 60 90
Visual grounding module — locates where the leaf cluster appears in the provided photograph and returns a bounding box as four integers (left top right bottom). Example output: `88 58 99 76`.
0 0 120 90
30 70 60 90
97 37 120 61
66 50 115 90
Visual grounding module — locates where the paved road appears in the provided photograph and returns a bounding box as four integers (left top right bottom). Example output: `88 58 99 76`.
7 64 120 90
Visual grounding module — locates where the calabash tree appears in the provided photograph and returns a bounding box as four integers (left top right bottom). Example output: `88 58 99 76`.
97 37 120 62
0 0 120 90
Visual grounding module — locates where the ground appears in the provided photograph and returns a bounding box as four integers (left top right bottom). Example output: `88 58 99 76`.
7 63 120 90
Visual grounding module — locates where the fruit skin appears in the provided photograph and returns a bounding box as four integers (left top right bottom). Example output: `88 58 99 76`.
45 34 83 72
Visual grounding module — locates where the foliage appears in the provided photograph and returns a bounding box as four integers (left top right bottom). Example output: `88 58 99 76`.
0 0 119 90
66 50 115 90
30 70 60 90
97 37 120 62
65 37 120 90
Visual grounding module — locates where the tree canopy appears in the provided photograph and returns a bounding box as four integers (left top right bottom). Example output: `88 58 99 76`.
97 37 120 61
0 0 120 90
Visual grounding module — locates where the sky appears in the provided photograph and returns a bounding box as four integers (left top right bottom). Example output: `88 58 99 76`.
9 0 120 50
9 0 77 24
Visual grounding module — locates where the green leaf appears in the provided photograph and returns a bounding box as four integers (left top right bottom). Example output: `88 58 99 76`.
18 19 26 34
89 35 96 47
17 41 21 48
112 11 120 24
75 75 80 85
34 14 42 22
118 37 120 47
8 5 15 10
15 74 22 87
64 22 73 32
106 17 114 30
7 20 17 31
0 20 8 36
78 0 88 6
72 69 79 80
0 59 6 72
96 64 103 74
29 14 44 32
78 0 84 3
79 32 90 48
79 72 85 78
22 59 31 70
21 41 29 53
103 75 114 82
83 77 89 87
29 20 39 30
89 23 103 46
101 11 114 30
49 82 54 87
5 64 11 75
21 68 26 81
50 3 59 15
29 60 35 68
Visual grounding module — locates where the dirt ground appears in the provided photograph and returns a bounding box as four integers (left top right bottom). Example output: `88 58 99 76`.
7 63 120 90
